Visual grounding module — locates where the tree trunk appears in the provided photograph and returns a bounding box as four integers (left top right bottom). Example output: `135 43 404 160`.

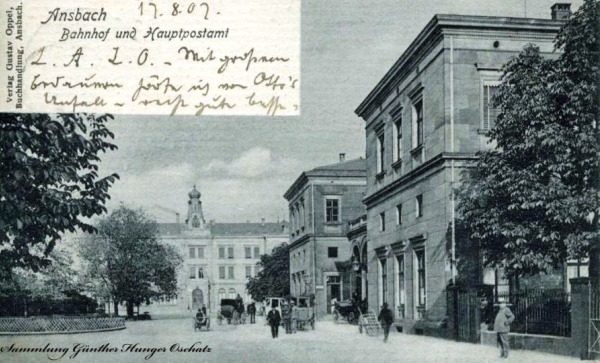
126 299 134 318
113 300 119 316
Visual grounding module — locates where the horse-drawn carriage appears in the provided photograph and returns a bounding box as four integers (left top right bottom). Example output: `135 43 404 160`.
193 310 210 331
291 296 315 330
333 300 360 324
217 298 247 325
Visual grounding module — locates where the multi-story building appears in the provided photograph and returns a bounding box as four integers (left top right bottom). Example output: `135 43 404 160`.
284 154 366 318
354 6 569 335
155 186 288 315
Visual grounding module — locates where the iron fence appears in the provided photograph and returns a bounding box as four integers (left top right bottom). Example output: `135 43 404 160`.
497 289 570 337
0 316 126 334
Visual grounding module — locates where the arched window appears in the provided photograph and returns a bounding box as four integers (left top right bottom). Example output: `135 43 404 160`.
229 288 236 299
218 288 226 301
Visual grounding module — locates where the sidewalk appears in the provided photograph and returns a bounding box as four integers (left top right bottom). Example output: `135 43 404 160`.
0 317 584 362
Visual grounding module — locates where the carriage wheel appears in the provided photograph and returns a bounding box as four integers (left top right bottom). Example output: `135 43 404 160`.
348 312 355 324
333 310 339 324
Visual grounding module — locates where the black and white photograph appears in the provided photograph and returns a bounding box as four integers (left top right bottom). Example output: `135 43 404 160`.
0 0 598 362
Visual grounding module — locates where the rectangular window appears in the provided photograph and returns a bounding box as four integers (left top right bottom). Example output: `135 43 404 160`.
325 198 340 223
219 266 226 279
381 259 387 304
415 250 426 308
228 266 235 279
197 247 204 259
245 247 252 259
328 247 338 258
228 247 234 259
396 255 405 318
189 266 196 279
254 247 260 258
197 267 204 279
380 212 385 232
389 105 402 162
482 82 500 131
396 204 402 225
189 247 196 259
245 266 252 278
377 131 385 174
219 247 225 259
414 99 423 147
395 119 402 162
416 194 423 218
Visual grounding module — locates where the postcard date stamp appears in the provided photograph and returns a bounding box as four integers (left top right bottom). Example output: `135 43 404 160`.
0 0 300 116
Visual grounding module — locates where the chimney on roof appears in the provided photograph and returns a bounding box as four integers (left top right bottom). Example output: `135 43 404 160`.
339 153 346 162
551 3 571 20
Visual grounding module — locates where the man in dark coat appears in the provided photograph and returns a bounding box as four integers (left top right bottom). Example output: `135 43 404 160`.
266 306 281 338
378 302 394 343
494 298 515 358
248 302 256 324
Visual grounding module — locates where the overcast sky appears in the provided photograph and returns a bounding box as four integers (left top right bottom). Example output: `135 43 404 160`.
99 0 582 223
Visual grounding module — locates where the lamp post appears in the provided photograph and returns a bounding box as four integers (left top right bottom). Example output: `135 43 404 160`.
208 280 211 313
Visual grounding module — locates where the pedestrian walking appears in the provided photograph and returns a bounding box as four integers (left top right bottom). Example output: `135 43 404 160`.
267 305 281 339
291 301 298 333
330 297 337 314
248 302 256 324
494 297 515 358
282 301 292 334
377 302 394 343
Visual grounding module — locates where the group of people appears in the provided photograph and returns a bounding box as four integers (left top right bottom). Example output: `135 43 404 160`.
205 293 515 358
266 300 299 338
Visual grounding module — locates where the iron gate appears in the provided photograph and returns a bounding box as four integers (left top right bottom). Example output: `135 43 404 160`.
452 289 481 343
589 289 600 354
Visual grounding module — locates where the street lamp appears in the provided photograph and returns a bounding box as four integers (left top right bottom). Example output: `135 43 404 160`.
208 280 211 312
351 256 361 272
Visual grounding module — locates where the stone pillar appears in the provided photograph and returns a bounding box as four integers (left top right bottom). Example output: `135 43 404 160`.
446 285 459 341
570 277 590 360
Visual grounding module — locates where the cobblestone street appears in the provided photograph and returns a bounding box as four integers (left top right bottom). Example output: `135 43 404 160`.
0 316 582 363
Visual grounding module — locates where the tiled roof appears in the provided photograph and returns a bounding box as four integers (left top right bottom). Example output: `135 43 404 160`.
158 221 288 236
159 223 183 235
210 222 288 236
307 158 366 174
284 158 366 200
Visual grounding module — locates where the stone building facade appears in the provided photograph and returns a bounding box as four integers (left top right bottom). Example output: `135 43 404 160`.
284 156 366 318
154 186 288 315
355 10 565 334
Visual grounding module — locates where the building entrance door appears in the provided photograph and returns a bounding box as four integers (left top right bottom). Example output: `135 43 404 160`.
326 275 341 314
192 288 203 310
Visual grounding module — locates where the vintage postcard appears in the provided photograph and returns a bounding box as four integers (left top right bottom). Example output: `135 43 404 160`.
0 0 595 362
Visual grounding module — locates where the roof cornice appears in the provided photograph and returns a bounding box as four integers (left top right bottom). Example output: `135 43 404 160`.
355 14 564 119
